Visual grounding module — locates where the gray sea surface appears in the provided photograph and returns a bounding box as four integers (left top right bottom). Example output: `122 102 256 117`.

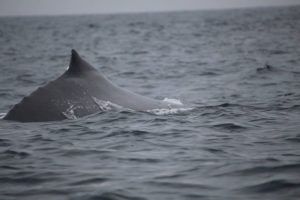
1 6 300 200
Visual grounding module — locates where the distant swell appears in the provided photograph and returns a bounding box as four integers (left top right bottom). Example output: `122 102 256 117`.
214 164 300 177
75 191 147 200
210 123 247 132
240 179 300 193
1 149 30 159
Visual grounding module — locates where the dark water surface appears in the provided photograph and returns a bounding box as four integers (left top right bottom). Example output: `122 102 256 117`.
1 6 300 200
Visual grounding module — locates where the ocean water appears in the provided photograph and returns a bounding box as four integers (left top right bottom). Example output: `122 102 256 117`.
1 6 300 200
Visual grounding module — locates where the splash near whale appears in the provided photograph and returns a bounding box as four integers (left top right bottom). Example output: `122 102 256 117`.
4 50 180 122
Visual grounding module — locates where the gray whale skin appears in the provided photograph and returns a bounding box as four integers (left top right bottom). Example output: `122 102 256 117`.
4 50 179 122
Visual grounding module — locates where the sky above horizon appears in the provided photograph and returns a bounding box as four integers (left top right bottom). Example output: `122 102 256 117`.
0 0 300 16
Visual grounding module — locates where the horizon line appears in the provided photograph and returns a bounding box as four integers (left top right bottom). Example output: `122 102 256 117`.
0 3 299 18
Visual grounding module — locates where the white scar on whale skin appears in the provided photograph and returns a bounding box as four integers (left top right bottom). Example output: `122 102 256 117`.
62 105 78 120
92 97 123 111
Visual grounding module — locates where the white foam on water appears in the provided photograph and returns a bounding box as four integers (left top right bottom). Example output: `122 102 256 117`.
148 98 193 115
162 98 183 106
0 113 6 119
147 107 193 115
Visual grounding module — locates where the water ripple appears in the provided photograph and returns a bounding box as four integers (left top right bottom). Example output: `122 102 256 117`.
240 179 300 193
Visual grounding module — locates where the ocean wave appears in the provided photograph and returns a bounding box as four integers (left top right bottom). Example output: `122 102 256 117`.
209 123 248 131
214 163 300 177
0 138 11 147
73 191 146 200
239 179 300 193
147 180 218 190
69 177 108 186
1 149 30 159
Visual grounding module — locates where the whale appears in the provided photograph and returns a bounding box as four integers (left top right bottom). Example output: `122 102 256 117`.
4 50 179 122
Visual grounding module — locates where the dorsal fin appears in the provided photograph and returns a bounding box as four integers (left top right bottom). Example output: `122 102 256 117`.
67 49 96 75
